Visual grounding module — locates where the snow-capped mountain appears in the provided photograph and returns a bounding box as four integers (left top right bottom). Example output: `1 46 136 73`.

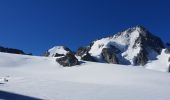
44 46 72 57
78 26 165 66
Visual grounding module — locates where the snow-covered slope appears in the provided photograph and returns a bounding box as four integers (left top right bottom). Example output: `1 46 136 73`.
1 52 170 100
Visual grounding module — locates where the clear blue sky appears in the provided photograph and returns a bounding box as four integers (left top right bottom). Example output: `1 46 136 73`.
0 0 169 55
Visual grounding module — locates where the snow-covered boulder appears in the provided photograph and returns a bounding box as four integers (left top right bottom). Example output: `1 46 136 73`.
56 52 79 67
44 46 79 66
44 46 72 57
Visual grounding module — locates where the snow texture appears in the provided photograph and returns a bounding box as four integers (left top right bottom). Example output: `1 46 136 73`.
0 52 170 100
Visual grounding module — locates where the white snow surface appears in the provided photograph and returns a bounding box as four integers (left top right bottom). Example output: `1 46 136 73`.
0 52 170 100
146 49 170 72
47 46 69 57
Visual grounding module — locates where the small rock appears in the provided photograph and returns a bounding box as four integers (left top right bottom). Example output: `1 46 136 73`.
56 53 79 67
81 53 96 62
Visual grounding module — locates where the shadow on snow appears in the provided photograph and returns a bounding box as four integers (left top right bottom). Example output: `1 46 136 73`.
0 90 42 100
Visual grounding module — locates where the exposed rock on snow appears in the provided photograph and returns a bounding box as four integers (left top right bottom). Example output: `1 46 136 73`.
81 52 96 62
133 49 148 66
76 47 96 62
45 46 72 57
56 52 79 67
101 48 119 64
76 47 90 57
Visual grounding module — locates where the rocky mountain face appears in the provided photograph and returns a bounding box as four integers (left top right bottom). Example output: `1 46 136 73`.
0 46 26 54
76 26 165 66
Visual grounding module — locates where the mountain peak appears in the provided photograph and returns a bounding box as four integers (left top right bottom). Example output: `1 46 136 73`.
124 25 149 36
79 26 165 66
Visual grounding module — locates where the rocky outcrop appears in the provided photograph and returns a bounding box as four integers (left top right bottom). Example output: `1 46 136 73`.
81 53 96 62
133 49 148 66
76 47 90 57
76 47 96 62
168 57 170 62
101 48 119 64
56 52 79 67
0 46 25 54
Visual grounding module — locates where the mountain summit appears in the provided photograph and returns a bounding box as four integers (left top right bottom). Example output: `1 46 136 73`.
77 26 165 66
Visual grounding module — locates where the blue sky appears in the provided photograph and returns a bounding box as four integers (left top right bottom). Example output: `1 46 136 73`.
0 0 169 55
